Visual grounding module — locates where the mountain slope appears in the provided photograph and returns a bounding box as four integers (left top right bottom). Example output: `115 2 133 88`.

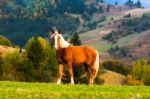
80 8 150 63
106 0 150 8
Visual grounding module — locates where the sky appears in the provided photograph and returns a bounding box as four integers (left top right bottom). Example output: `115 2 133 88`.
106 0 150 8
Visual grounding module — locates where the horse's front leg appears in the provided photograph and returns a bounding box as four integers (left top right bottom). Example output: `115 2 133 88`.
67 62 74 84
57 63 63 84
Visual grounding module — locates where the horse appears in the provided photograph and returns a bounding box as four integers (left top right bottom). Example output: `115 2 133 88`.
50 30 99 84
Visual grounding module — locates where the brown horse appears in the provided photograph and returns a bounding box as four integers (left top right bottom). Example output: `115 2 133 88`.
51 30 99 84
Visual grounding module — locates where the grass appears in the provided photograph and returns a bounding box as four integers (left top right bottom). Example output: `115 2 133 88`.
0 81 150 99
83 33 141 53
87 40 113 53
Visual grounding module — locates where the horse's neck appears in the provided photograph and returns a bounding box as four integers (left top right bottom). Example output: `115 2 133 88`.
59 35 70 49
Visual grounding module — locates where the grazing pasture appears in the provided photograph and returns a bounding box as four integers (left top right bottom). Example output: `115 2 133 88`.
0 81 150 99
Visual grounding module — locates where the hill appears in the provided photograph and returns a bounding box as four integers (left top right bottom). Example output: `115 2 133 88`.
0 0 150 63
0 0 144 46
106 0 150 8
0 81 150 98
99 70 127 85
0 45 24 57
80 8 150 63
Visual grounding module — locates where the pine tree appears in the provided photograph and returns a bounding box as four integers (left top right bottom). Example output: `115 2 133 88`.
106 5 110 12
135 0 142 8
115 1 118 5
96 0 105 3
25 36 46 68
71 33 81 46
99 6 104 13
15 0 26 7
125 0 134 8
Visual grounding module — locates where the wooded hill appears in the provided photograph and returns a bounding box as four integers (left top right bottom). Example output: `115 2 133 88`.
0 0 143 46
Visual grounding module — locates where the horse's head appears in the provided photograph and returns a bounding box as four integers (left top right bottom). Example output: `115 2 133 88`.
50 30 69 50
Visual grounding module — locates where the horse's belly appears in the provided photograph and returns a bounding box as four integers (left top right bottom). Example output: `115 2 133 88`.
73 55 85 65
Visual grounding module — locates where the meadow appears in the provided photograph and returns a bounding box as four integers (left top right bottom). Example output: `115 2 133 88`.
0 81 150 99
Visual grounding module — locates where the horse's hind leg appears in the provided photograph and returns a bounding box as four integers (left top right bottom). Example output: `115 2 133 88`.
90 68 97 84
67 62 74 84
86 68 95 84
86 65 97 84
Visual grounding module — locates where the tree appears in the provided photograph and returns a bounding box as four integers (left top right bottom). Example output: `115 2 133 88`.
125 0 134 8
71 33 81 46
97 0 105 3
25 36 47 68
115 1 118 5
135 0 142 8
130 58 150 85
99 6 104 13
25 36 55 81
0 35 11 46
15 0 26 7
106 5 110 12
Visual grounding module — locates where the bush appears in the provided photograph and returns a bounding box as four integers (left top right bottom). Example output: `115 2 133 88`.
0 35 11 46
130 58 150 85
0 51 25 81
0 36 57 82
102 60 129 75
127 75 144 86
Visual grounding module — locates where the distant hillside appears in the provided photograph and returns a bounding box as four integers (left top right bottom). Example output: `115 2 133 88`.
0 0 143 46
80 8 150 63
106 0 150 8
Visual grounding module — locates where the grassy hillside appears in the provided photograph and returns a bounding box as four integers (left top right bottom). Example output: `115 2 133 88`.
80 8 150 63
99 70 127 85
0 81 150 99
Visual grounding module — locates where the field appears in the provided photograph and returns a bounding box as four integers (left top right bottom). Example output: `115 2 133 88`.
0 81 150 99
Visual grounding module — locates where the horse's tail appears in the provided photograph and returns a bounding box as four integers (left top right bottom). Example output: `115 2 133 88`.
93 50 99 78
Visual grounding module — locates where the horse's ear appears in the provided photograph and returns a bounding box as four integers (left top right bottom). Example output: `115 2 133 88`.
58 30 61 34
51 29 55 34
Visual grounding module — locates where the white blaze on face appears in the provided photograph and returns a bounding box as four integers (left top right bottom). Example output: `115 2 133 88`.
54 34 58 50
51 32 70 50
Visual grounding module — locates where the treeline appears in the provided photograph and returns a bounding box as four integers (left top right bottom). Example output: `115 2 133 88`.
0 16 79 46
0 0 84 46
103 13 150 43
0 0 85 18
125 0 142 8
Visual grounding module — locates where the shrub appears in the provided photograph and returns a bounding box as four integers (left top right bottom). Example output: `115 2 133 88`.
130 58 150 85
0 35 11 46
102 60 129 75
127 75 144 86
0 51 25 81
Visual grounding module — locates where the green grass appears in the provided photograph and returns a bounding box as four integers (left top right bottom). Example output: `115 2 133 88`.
88 40 113 53
84 33 140 53
0 81 150 99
